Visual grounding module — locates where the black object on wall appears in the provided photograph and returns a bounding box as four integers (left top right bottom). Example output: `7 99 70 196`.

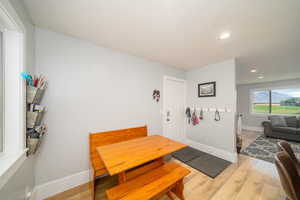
198 81 216 97
152 89 160 102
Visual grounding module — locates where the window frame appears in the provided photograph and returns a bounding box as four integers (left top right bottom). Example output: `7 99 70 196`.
0 0 27 189
0 30 3 156
250 86 300 116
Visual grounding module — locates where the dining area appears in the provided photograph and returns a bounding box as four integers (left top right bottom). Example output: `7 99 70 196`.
39 126 290 200
90 126 191 200
89 125 300 200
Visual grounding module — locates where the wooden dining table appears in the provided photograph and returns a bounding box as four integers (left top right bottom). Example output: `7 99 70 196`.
97 135 187 184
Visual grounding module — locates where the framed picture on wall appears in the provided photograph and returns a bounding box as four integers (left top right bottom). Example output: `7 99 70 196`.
198 82 216 97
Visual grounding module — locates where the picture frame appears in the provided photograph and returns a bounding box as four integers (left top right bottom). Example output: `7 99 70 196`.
198 81 216 97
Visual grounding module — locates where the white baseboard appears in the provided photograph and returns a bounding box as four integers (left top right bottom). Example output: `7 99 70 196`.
185 139 238 163
242 125 263 132
34 170 90 200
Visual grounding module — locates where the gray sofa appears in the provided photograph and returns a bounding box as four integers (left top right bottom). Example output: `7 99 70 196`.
262 116 300 142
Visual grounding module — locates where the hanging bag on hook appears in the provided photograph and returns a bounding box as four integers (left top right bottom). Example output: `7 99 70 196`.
192 109 200 125
185 107 191 124
195 110 200 124
214 110 221 121
192 109 196 125
199 109 204 120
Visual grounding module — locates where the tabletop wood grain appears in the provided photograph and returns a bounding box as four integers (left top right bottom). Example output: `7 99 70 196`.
97 135 187 175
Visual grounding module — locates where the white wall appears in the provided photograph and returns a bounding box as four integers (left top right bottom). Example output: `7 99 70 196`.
237 78 300 130
185 59 237 162
34 27 185 185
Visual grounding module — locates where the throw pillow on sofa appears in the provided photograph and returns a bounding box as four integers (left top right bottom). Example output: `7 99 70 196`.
284 116 298 128
269 116 287 127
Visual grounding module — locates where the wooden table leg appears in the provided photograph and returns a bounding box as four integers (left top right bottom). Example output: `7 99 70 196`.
157 157 165 165
118 157 165 185
118 171 126 184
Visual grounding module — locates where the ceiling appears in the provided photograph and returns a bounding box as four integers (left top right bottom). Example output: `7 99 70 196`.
23 0 300 84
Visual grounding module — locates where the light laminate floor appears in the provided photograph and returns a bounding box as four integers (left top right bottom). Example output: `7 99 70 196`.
240 129 261 151
45 131 285 200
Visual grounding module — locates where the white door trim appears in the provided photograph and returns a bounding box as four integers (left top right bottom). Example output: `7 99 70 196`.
164 76 186 83
162 76 186 141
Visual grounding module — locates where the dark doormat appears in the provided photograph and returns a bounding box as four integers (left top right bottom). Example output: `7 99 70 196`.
172 147 231 178
172 147 206 162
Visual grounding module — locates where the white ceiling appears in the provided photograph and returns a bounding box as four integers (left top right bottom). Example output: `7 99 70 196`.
23 0 300 84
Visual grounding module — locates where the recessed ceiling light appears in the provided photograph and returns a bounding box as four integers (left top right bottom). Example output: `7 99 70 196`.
219 32 231 40
258 76 264 79
250 69 257 73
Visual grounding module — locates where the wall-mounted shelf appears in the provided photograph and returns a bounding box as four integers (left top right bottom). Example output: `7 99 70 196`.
22 73 48 156
187 107 232 113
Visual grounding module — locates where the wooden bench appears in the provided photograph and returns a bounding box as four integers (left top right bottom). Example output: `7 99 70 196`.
89 126 148 200
106 162 190 200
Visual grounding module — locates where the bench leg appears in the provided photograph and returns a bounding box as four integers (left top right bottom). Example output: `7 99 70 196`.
89 168 96 200
91 180 95 200
172 179 185 200
167 191 175 200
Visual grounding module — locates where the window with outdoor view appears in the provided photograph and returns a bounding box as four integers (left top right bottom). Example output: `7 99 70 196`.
252 88 300 115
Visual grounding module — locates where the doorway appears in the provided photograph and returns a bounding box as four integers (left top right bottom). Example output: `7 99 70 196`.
163 76 186 142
